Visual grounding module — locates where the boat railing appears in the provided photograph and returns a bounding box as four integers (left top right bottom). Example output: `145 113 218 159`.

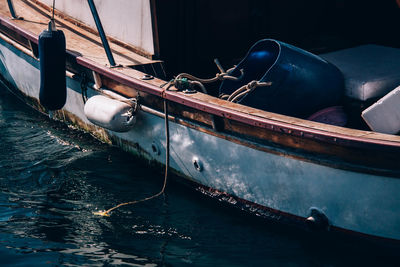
6 0 18 19
87 0 116 67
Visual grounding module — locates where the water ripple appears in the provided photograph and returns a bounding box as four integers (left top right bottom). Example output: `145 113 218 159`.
0 83 398 266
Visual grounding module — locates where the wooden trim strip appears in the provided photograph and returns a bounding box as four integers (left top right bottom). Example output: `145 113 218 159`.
0 31 34 57
76 56 164 97
0 15 38 43
165 91 400 149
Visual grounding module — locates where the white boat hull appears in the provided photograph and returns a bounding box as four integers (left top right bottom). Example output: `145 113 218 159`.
1 36 400 242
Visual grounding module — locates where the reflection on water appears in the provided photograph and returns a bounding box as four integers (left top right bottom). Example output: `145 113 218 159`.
0 84 398 266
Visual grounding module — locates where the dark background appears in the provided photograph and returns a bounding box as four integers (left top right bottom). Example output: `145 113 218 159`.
155 0 400 78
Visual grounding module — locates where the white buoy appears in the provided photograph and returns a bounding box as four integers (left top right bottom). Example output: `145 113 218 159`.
84 95 136 132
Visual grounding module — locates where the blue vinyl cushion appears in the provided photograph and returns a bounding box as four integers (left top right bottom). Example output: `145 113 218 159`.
321 45 400 102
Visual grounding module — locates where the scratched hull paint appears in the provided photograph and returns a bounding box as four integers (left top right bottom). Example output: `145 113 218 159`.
1 36 400 242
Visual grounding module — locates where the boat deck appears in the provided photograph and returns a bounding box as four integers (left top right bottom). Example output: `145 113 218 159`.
0 0 157 67
2 0 400 149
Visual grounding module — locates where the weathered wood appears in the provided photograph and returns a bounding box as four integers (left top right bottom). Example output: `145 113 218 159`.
0 0 157 66
33 0 156 58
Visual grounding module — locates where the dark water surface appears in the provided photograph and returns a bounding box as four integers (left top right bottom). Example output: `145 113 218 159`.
0 84 398 266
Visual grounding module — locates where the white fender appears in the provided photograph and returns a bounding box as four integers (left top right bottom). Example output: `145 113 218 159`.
84 95 136 132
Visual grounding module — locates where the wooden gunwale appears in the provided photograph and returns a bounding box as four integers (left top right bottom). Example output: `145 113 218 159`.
1 2 400 175
74 56 400 151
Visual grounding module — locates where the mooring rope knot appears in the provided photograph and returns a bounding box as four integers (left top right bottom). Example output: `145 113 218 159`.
227 80 272 103
161 58 244 94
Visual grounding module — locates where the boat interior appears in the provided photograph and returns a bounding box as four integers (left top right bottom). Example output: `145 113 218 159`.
155 0 400 133
2 0 400 140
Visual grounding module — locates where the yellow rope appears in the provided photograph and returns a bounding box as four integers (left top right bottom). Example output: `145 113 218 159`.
93 99 170 217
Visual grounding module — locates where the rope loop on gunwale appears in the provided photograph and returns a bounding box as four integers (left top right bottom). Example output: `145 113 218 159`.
226 80 272 103
163 59 244 94
161 58 272 103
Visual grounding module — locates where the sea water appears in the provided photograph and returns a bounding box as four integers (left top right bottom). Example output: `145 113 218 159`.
0 84 398 266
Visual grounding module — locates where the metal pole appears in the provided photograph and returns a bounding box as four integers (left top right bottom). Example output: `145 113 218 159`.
7 0 18 19
87 0 116 67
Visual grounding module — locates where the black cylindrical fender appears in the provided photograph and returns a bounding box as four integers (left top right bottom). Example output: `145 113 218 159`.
39 29 66 111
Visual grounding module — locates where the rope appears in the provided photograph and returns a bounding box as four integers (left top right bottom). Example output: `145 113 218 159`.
168 59 244 94
48 0 57 31
174 71 241 85
93 99 170 217
52 0 55 20
80 73 88 104
227 80 272 103
80 73 138 111
101 92 138 111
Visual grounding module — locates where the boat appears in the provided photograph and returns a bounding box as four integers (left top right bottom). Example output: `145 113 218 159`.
1 0 400 244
